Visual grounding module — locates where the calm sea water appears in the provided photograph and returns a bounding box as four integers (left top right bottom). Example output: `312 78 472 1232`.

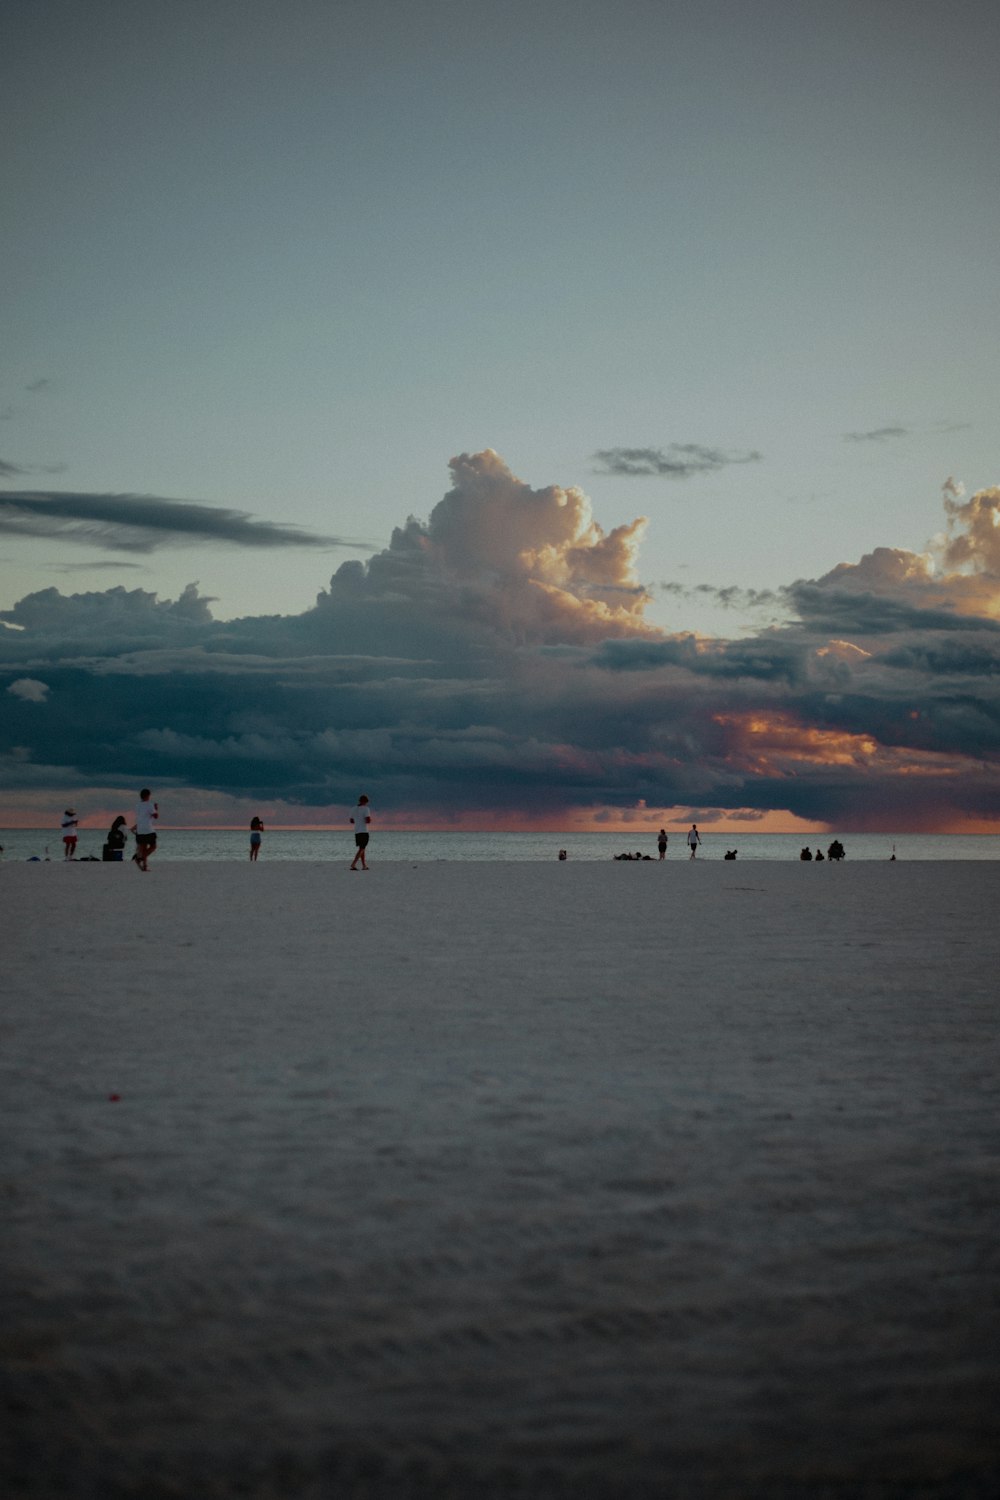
3 828 999 863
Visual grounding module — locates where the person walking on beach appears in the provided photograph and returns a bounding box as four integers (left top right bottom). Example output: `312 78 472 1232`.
687 823 701 859
249 816 264 861
657 828 668 860
350 795 372 870
61 808 78 859
131 789 159 872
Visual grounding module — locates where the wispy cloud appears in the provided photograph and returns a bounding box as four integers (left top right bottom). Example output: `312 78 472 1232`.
25 378 50 394
593 445 761 478
0 491 374 553
0 459 29 478
843 426 908 443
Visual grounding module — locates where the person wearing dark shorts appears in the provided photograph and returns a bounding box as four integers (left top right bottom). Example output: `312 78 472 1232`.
350 795 371 870
131 788 159 872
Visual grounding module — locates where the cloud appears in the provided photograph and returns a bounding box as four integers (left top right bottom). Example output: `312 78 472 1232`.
0 491 372 553
1 452 999 831
843 427 909 443
592 445 762 478
25 378 50 393
315 449 656 647
7 677 49 703
942 485 1000 575
0 460 28 478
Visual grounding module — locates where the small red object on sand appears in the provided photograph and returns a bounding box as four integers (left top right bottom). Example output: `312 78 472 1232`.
108 1094 121 1102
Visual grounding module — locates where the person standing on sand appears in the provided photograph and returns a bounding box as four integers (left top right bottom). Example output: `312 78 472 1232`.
61 808 78 859
350 795 372 870
687 823 701 859
249 816 264 861
131 789 159 872
657 829 668 860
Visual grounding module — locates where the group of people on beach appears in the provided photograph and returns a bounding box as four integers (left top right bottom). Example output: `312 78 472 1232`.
50 792 374 869
800 841 846 862
615 825 704 861
46 799 854 867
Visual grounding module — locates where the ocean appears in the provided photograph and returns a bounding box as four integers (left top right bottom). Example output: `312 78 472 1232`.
3 828 999 863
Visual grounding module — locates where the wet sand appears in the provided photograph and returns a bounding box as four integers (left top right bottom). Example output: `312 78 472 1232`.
3 859 999 1498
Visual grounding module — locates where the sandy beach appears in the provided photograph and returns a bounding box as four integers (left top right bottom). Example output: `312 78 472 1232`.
3 859 999 1499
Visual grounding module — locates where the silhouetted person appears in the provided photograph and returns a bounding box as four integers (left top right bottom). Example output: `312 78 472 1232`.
657 829 668 859
800 846 813 861
131 789 159 872
827 840 845 862
61 808 78 859
558 849 567 860
249 816 264 861
350 795 372 870
103 816 128 862
815 849 825 861
687 824 701 859
724 849 737 860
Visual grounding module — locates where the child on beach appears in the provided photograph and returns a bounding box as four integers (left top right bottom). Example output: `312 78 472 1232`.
350 795 371 870
61 809 78 859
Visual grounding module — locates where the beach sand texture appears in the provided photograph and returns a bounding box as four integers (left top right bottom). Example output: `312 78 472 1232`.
3 860 999 1499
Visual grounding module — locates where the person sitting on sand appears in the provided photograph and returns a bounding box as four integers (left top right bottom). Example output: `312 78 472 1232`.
249 816 264 862
350 795 372 870
103 816 128 862
724 849 737 860
61 808 78 860
800 846 813 861
558 849 567 860
827 839 845 862
131 789 159 872
815 849 825 861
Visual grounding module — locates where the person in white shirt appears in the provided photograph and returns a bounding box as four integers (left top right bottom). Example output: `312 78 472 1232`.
131 789 159 872
350 795 372 870
687 823 701 859
61 808 78 860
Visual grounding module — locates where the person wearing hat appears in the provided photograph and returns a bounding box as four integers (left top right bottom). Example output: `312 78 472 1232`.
61 808 79 859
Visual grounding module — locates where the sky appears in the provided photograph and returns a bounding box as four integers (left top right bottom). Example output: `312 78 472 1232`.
2 0 999 831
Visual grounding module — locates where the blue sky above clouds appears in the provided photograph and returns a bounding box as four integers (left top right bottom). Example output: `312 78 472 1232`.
2 1 999 827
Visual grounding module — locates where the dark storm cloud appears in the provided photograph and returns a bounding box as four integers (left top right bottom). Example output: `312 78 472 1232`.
2 452 1000 829
0 491 369 552
843 426 909 443
592 445 762 478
